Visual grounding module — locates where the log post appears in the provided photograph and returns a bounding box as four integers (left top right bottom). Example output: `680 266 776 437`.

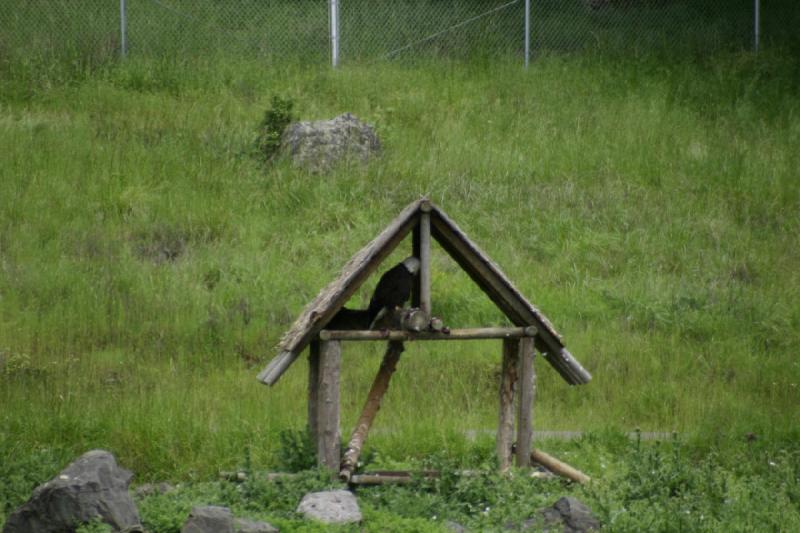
308 340 341 471
419 202 432 315
412 200 432 315
497 338 519 471
308 342 320 445
515 337 535 467
340 341 404 482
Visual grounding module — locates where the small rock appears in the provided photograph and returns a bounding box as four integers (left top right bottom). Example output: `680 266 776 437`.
445 520 469 532
296 489 362 524
235 517 279 533
2 449 142 533
134 482 176 498
181 506 234 533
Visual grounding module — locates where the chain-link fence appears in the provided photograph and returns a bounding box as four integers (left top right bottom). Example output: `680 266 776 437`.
0 1 764 67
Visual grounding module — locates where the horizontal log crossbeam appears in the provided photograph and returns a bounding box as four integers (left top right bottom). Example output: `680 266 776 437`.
319 326 538 342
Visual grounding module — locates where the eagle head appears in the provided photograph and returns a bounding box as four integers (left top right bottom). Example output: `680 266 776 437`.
402 256 421 275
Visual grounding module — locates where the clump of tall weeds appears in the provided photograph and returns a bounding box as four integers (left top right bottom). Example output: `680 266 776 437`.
255 95 295 162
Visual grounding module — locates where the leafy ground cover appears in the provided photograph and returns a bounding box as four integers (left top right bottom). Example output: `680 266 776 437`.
1 33 799 530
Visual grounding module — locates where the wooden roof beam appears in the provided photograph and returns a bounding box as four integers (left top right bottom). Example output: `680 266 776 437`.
428 207 590 385
258 198 424 385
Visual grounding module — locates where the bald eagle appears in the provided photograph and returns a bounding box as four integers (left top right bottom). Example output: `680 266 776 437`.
367 256 421 328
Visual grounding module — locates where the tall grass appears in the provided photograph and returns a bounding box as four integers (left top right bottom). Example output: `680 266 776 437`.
1 41 798 509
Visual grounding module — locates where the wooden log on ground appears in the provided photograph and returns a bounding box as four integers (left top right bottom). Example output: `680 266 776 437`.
350 470 438 485
531 448 591 484
515 337 536 467
320 326 537 342
497 338 519 471
308 340 341 471
349 469 479 486
339 341 405 482
219 471 299 483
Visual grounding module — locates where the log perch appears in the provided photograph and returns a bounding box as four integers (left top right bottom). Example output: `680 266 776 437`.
339 341 405 482
320 326 537 342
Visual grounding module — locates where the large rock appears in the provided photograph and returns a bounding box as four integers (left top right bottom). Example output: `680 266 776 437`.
180 507 279 533
2 450 142 533
181 506 234 533
534 496 600 532
280 113 381 173
296 489 362 524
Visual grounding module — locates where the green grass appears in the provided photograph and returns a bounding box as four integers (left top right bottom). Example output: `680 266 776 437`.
1 38 799 529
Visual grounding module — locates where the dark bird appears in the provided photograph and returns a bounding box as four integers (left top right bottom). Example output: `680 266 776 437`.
367 256 421 328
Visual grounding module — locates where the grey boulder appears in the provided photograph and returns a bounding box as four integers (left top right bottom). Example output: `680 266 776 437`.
181 506 279 533
2 449 142 533
280 113 381 173
535 496 600 532
445 520 469 532
181 506 234 533
296 489 362 524
234 517 279 533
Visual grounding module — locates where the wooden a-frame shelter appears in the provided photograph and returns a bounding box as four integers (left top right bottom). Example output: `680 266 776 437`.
258 197 591 480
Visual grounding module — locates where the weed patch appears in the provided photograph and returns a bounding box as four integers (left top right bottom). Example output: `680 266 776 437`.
256 95 295 163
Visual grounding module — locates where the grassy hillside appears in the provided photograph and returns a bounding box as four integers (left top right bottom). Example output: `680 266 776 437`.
1 45 799 528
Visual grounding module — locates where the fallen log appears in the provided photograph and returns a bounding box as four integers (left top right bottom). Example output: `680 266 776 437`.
530 448 591 484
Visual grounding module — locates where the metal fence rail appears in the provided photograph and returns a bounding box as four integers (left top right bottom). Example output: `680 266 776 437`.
0 1 762 67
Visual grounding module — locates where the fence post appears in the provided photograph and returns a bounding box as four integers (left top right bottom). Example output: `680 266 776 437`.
329 0 340 67
753 0 760 53
524 0 530 68
120 0 128 57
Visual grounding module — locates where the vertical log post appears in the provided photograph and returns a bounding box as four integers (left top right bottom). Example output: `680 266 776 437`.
308 340 341 471
515 337 536 467
308 342 320 445
340 341 404 482
497 338 519 471
419 202 432 315
412 200 432 315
